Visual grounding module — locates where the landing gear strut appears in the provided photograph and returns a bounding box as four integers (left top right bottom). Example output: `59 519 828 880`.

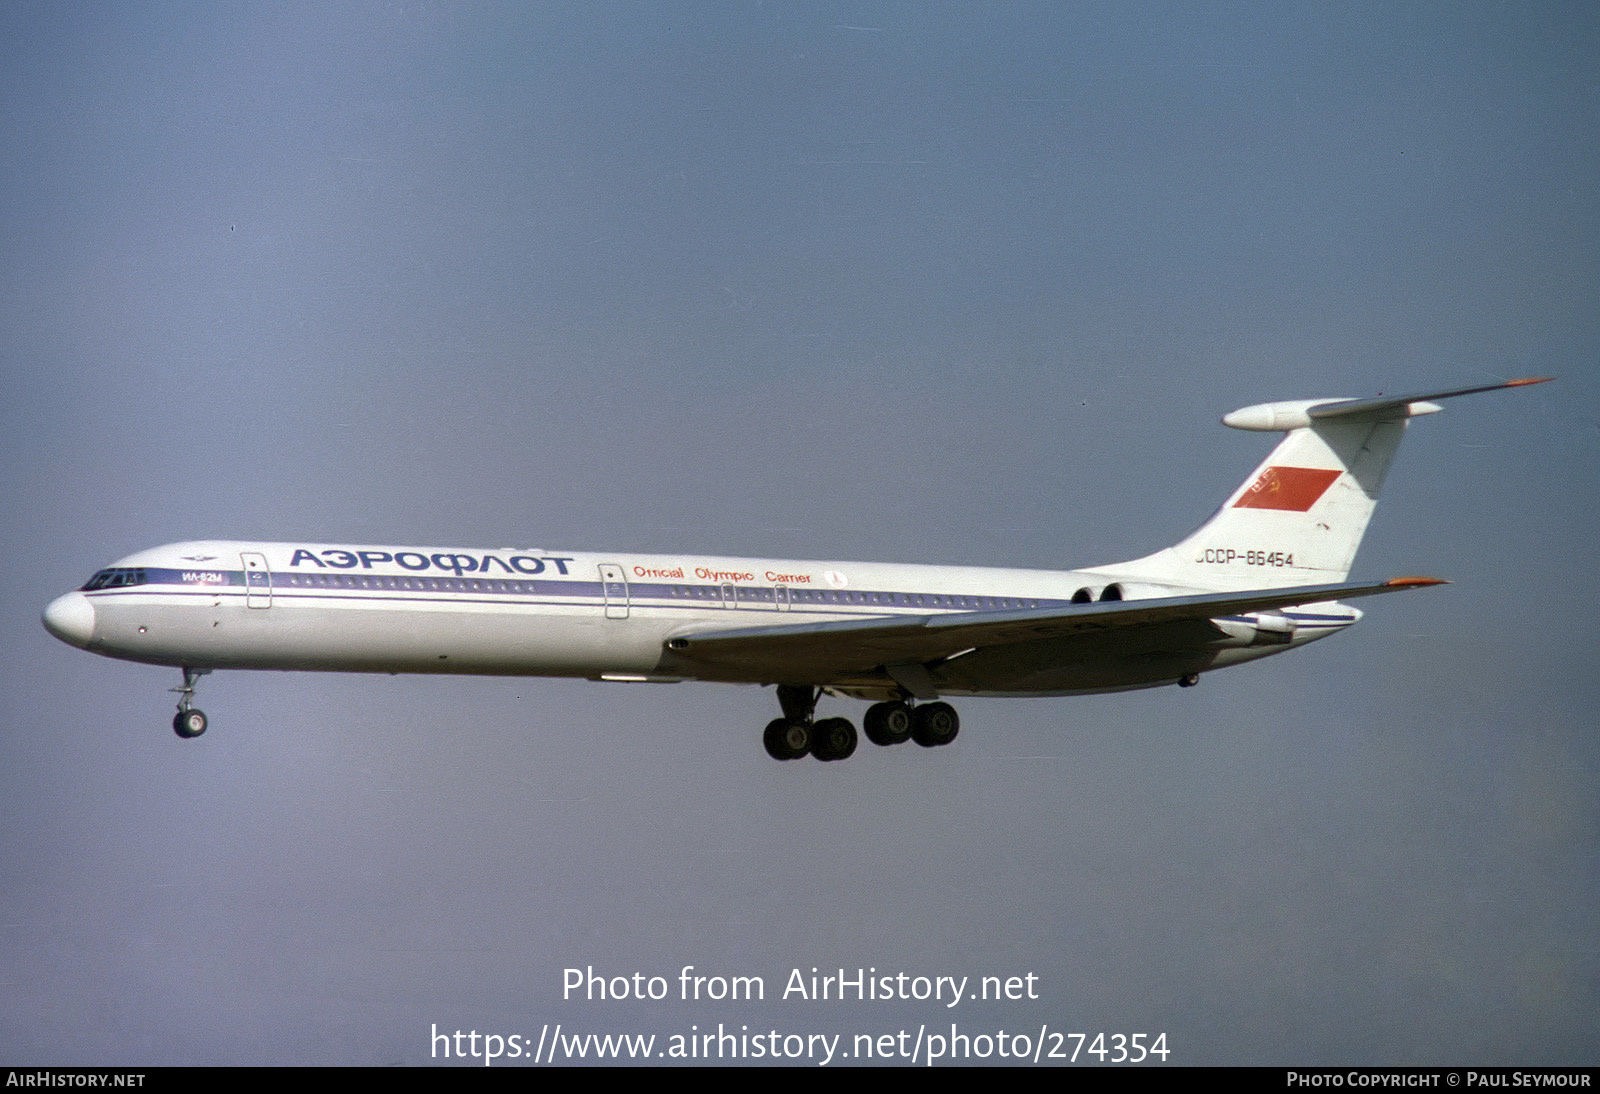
763 685 818 760
171 667 210 739
762 685 858 762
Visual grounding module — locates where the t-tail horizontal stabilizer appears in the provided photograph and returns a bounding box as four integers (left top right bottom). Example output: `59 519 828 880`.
1222 376 1554 431
1114 377 1552 591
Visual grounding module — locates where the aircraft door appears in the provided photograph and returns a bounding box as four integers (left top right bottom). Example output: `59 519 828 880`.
720 582 737 609
241 552 271 608
775 584 791 611
599 564 629 619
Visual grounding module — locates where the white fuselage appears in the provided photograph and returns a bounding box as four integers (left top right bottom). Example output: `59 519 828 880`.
45 539 1354 698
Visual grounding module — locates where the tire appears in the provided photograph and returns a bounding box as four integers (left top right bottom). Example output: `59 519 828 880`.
763 717 810 760
911 702 959 748
812 717 857 762
864 701 914 746
173 709 208 739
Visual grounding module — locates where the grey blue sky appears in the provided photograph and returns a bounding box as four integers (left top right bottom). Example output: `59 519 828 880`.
3 1 1596 1065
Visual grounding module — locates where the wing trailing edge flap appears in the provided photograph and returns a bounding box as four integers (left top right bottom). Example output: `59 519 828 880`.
664 577 1446 674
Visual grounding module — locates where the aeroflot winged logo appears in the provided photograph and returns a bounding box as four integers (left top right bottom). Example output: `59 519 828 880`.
1233 466 1342 512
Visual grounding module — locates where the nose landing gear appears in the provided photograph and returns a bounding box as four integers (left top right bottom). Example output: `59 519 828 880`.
170 667 211 739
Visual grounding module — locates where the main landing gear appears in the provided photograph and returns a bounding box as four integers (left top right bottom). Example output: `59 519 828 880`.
762 685 959 762
171 667 210 739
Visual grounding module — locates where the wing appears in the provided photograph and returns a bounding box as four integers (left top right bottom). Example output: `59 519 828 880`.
661 577 1444 686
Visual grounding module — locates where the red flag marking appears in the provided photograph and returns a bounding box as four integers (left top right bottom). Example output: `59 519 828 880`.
1233 466 1342 511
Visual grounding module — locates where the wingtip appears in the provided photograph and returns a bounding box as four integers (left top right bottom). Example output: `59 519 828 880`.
1505 376 1554 387
1384 576 1450 588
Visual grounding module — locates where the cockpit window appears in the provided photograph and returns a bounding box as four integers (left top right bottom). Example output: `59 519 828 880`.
81 568 148 591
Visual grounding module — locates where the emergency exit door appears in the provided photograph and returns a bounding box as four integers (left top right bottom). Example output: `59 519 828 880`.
241 552 271 608
599 564 629 619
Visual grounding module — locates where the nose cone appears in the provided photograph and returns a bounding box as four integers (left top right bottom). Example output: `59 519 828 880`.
43 592 96 649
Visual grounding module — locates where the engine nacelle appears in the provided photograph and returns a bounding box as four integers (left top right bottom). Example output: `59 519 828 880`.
1247 610 1297 645
1072 579 1207 603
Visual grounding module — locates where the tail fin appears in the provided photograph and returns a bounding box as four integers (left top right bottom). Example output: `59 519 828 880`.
1112 378 1551 591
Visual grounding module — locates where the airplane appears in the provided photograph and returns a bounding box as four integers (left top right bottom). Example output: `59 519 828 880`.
42 378 1548 762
